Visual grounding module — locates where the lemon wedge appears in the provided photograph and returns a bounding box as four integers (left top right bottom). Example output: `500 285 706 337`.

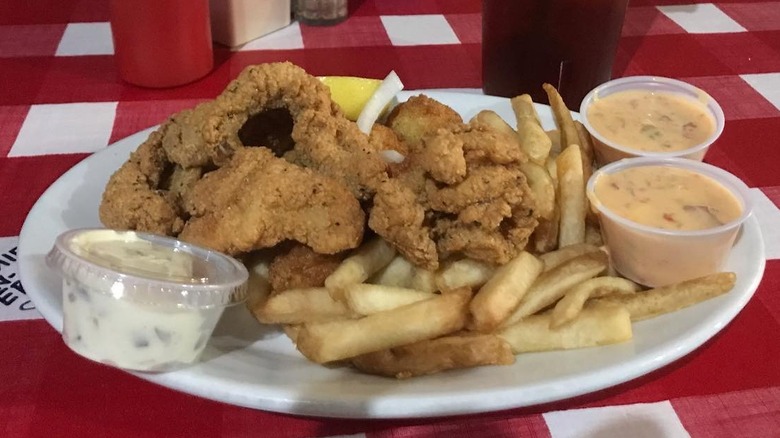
320 76 383 121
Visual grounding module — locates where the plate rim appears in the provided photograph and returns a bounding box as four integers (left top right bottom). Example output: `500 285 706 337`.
17 90 766 419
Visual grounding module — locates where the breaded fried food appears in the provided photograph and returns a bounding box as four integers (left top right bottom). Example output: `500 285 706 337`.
351 334 515 379
101 62 390 243
269 244 344 292
386 95 464 149
160 62 337 169
179 148 365 255
286 108 388 200
369 119 538 270
369 157 438 269
99 129 186 235
434 213 538 265
368 123 409 157
164 165 202 209
158 62 388 200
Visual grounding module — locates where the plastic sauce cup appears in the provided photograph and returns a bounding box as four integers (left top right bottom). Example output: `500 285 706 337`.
579 76 725 166
587 157 752 287
46 229 248 372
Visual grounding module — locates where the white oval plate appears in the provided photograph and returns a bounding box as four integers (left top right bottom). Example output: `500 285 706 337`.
18 91 765 418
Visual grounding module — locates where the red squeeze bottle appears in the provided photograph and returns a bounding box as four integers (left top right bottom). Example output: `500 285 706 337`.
110 0 214 88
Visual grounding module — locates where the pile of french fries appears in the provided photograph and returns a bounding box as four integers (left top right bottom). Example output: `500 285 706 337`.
249 85 738 379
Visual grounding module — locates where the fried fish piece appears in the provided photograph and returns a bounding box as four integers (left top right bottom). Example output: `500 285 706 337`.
99 129 185 236
161 62 337 169
287 108 389 200
163 165 203 210
268 244 344 292
179 148 365 255
368 123 410 157
386 94 464 149
351 334 515 379
369 122 538 270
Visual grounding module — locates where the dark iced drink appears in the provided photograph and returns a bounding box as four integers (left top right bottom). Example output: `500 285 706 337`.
482 0 629 108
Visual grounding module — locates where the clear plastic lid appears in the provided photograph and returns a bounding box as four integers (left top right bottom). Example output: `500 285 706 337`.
46 229 248 309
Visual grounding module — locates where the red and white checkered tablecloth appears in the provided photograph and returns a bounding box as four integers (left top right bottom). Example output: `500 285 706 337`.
1 0 779 437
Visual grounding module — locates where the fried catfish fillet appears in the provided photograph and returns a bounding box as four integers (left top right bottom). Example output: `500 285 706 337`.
268 243 344 292
179 148 365 255
99 129 186 236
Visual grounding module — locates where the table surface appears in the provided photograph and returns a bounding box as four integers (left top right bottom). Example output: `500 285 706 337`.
1 0 779 437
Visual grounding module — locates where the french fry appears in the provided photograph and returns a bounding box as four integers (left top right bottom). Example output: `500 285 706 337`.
546 129 562 157
498 302 633 353
594 272 737 321
469 252 544 332
296 288 471 363
325 238 396 301
519 161 556 220
371 255 415 288
434 259 496 291
471 110 517 137
345 284 433 315
539 243 602 272
550 277 641 328
543 83 579 152
504 251 608 326
556 144 587 247
584 222 604 246
518 119 552 165
533 209 560 253
253 287 354 324
545 155 558 187
435 258 496 291
511 94 543 124
573 120 597 223
410 268 437 293
530 157 560 252
352 334 515 379
511 94 552 164
574 121 594 180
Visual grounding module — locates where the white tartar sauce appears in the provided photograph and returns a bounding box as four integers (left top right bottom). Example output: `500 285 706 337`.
47 229 247 372
62 278 222 371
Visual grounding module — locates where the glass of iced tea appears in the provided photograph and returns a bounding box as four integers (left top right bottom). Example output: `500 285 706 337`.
482 0 629 109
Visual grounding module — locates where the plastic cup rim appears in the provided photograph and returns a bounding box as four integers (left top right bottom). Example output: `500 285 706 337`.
578 75 725 160
586 157 753 238
47 228 249 307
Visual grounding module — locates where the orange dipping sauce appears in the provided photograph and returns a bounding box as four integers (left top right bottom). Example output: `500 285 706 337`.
593 165 742 231
587 90 716 153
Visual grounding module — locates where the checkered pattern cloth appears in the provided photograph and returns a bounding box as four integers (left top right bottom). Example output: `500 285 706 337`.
1 0 779 436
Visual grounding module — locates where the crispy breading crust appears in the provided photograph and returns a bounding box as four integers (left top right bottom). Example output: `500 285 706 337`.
179 148 365 255
160 62 388 200
99 129 185 235
368 123 409 157
351 334 515 379
268 244 344 292
161 62 338 169
386 95 464 149
287 108 388 200
369 114 539 270
100 62 386 244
